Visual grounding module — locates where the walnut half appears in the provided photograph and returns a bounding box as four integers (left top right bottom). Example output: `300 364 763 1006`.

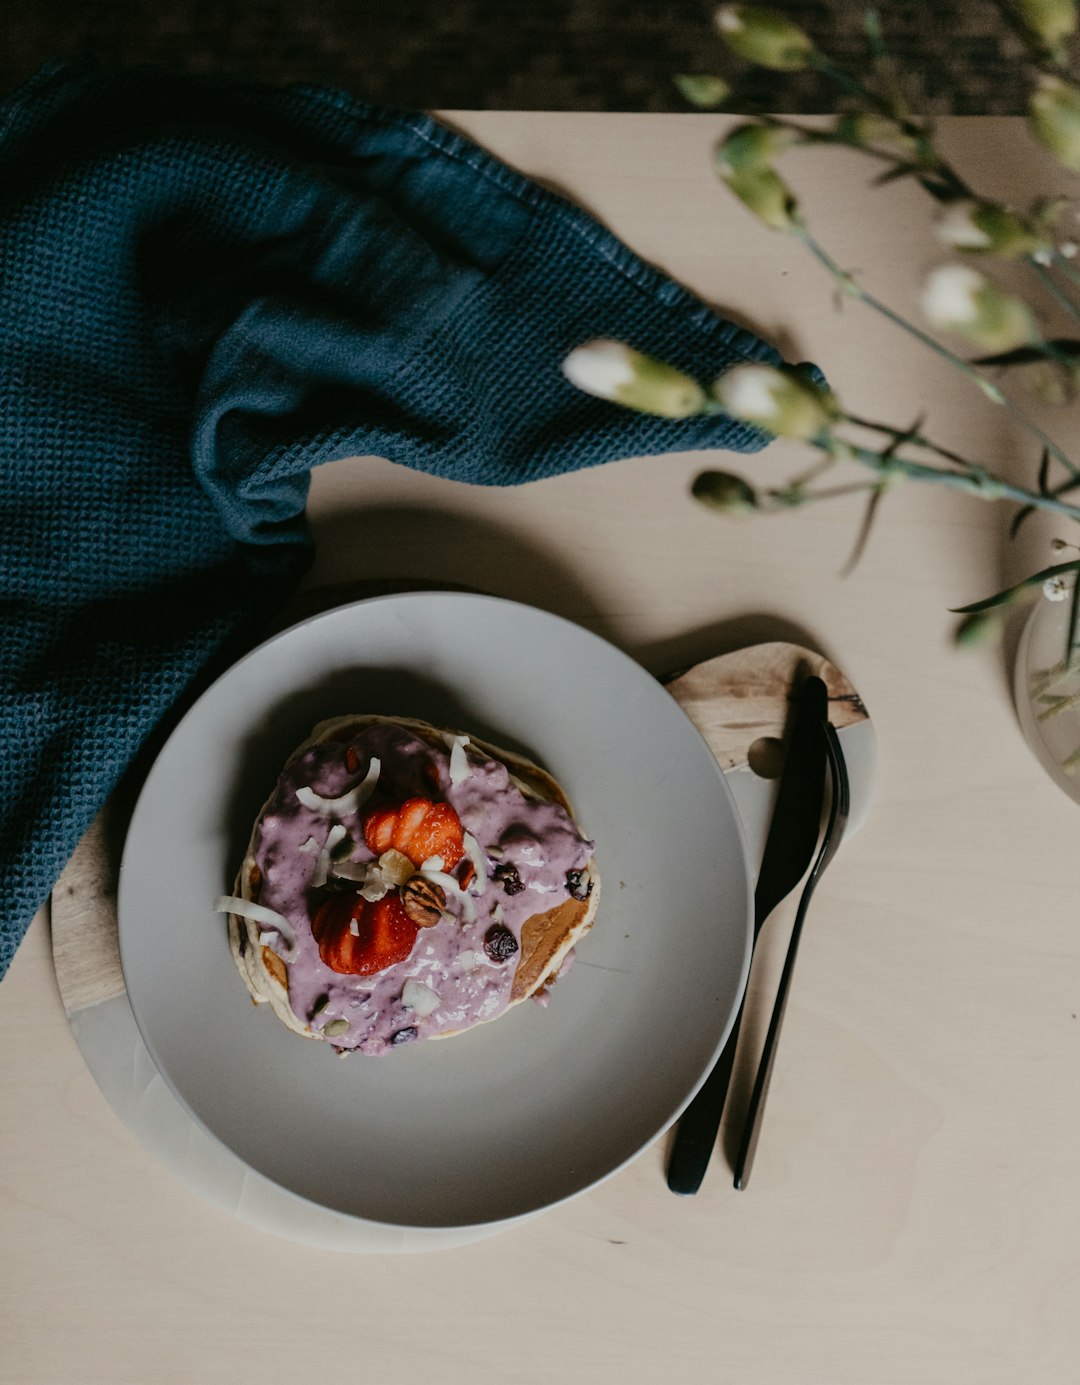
400 876 446 928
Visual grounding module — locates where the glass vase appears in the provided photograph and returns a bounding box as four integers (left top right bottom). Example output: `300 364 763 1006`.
1014 575 1080 804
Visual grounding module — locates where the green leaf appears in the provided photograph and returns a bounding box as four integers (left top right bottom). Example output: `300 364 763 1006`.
1011 447 1055 536
971 338 1080 367
948 558 1080 614
868 163 958 204
839 484 886 577
1039 445 1052 494
1008 503 1035 539
871 162 922 187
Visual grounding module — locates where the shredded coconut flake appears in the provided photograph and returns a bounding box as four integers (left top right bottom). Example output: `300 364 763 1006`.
298 836 320 855
330 859 370 882
312 824 348 889
420 867 476 922
215 895 296 955
446 734 472 785
402 979 441 1016
461 831 488 894
295 756 381 816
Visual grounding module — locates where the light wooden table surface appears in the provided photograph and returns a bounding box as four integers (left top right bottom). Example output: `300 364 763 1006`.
3 113 1079 1385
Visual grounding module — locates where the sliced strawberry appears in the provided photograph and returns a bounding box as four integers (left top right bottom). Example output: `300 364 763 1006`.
361 796 465 870
362 805 397 856
404 800 465 869
311 894 419 977
396 797 431 842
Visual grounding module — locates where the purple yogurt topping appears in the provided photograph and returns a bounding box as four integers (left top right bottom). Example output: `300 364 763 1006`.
251 723 594 1055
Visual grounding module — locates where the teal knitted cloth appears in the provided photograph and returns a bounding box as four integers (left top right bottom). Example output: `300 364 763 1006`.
0 66 784 978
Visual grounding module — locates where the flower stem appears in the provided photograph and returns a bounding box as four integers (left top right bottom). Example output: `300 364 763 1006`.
838 439 1080 521
1068 567 1080 663
1029 258 1080 327
772 480 881 505
1037 684 1080 721
841 413 979 471
1051 251 1080 293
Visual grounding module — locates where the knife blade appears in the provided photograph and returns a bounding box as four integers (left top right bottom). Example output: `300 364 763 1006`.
666 674 829 1195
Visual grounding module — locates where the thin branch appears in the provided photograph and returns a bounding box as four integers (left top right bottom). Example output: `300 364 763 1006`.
837 441 1080 522
1051 251 1080 293
840 412 981 471
1029 258 1080 327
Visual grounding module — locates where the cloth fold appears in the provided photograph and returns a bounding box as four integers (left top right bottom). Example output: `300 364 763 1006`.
1 65 784 977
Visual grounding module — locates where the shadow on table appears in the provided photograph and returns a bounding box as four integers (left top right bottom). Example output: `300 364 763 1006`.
633 610 833 682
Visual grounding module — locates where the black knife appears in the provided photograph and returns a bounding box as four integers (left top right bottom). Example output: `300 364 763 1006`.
666 674 829 1195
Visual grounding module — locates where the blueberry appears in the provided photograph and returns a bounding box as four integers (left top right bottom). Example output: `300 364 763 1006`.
493 862 525 896
484 923 519 963
391 1026 418 1046
566 869 593 902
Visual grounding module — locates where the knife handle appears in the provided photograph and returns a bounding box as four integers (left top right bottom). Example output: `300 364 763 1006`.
665 1008 743 1195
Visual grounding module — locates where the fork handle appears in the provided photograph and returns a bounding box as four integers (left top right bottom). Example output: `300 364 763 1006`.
665 1008 742 1195
732 901 807 1190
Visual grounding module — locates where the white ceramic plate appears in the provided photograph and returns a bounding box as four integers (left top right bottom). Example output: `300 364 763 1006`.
118 593 752 1231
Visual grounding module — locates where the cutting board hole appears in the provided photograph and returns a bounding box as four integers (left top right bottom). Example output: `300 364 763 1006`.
748 736 785 779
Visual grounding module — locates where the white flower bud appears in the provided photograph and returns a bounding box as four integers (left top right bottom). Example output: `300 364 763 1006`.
717 164 801 232
935 200 1041 259
562 340 706 418
936 203 993 250
713 363 836 439
1019 0 1077 47
674 74 731 108
714 5 815 71
1031 76 1080 172
692 470 758 515
833 113 916 156
716 122 798 171
920 265 1038 352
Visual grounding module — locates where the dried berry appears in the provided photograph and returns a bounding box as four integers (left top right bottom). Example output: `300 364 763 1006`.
566 869 593 902
345 745 361 774
484 923 519 963
391 1025 418 1046
401 875 446 928
492 862 525 896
